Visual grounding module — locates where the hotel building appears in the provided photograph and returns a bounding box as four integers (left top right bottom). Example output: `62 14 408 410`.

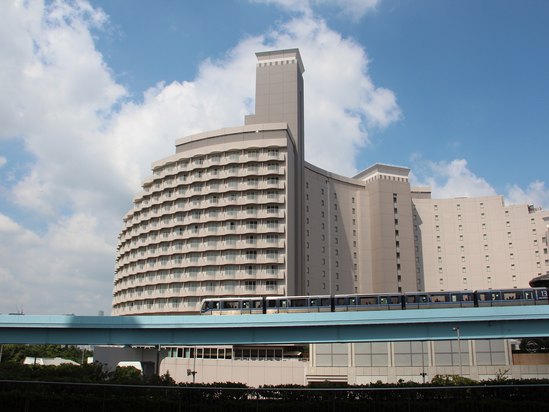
108 49 549 384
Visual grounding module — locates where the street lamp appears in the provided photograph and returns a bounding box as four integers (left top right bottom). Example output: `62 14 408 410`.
452 327 463 376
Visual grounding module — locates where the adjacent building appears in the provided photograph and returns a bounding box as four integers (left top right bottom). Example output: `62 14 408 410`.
109 48 549 384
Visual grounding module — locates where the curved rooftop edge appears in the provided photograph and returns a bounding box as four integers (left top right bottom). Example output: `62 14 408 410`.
173 123 294 154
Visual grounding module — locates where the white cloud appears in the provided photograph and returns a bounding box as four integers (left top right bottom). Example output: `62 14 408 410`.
506 181 549 209
410 158 497 199
0 156 6 167
0 0 398 314
410 157 549 210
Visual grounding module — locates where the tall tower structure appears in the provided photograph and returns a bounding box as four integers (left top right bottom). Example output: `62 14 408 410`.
245 48 306 295
112 49 306 314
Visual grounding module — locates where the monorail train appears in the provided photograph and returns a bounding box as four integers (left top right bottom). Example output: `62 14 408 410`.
200 288 549 315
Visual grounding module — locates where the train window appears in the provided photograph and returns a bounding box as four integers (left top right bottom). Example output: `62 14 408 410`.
242 301 250 309
310 298 318 306
280 299 288 308
336 297 347 305
224 301 240 309
359 297 377 305
267 300 277 308
503 291 521 300
492 292 501 300
389 296 401 304
380 297 388 304
478 293 489 301
431 294 448 303
290 299 307 307
349 297 356 305
321 298 331 306
523 291 532 300
252 300 262 308
213 301 220 309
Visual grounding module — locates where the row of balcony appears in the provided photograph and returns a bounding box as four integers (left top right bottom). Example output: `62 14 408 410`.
116 255 287 279
148 149 286 180
114 268 286 290
132 180 286 218
118 227 285 255
118 238 285 266
123 195 285 233
118 214 286 247
118 240 285 267
143 163 286 193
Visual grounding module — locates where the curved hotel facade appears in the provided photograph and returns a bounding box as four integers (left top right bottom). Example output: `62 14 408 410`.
109 49 549 384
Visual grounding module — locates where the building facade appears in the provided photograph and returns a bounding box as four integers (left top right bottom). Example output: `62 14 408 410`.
109 48 549 384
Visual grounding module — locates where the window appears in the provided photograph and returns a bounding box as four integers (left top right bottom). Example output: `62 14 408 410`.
266 220 278 229
246 250 257 260
266 280 277 290
267 205 279 214
245 280 256 291
266 249 278 259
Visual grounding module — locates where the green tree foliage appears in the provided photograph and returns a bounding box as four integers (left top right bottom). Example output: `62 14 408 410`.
109 366 143 385
0 344 92 364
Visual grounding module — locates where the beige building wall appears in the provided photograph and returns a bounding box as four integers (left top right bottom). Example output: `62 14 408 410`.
356 164 417 293
412 192 549 292
303 163 364 295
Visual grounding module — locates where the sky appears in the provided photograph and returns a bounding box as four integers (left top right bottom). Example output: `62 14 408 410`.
1 0 548 315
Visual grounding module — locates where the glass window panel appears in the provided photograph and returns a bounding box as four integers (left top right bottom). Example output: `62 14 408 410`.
372 354 388 367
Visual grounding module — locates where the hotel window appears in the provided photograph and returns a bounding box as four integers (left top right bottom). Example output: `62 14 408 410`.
266 280 277 291
266 249 278 259
246 221 258 230
245 280 256 291
267 176 279 185
266 220 278 229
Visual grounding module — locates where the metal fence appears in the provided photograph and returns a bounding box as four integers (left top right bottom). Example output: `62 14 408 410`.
2 380 549 411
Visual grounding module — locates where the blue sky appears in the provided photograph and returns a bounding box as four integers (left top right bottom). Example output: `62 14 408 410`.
0 0 548 315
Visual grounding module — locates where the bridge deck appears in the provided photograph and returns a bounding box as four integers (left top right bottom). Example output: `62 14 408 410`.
1 306 549 345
